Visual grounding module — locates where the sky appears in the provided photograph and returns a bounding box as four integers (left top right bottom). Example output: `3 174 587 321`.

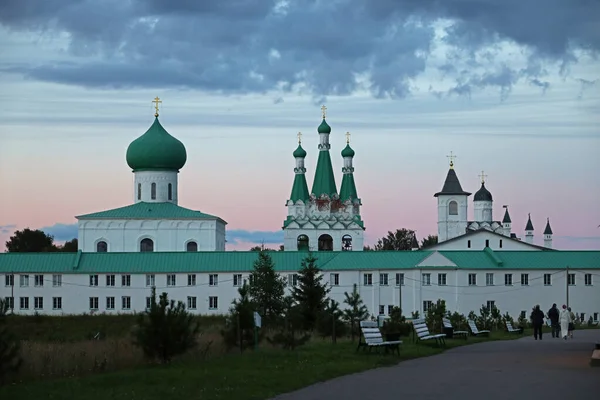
0 0 599 251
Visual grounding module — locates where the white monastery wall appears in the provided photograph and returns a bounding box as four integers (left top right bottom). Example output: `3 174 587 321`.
429 232 542 251
2 269 598 322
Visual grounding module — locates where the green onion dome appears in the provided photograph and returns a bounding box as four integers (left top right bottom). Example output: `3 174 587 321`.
341 144 355 158
126 117 187 171
293 144 307 158
317 119 331 134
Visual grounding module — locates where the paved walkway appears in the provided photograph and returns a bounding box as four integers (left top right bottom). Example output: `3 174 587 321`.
273 329 600 400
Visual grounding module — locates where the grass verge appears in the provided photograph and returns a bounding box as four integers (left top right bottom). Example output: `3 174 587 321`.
1 330 527 400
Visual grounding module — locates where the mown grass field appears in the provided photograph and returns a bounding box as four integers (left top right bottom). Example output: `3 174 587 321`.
1 315 538 400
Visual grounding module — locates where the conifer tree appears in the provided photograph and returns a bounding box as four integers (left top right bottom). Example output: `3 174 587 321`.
343 284 369 341
0 298 22 385
292 252 330 331
248 249 286 327
221 282 257 351
316 299 347 343
133 287 199 363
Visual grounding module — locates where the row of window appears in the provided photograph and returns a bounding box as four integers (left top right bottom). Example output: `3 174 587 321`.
95 239 199 253
138 182 173 201
4 272 594 288
4 295 219 311
467 239 504 249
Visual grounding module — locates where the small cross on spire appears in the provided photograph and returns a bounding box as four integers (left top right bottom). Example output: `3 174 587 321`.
321 104 327 119
152 96 162 117
479 170 488 184
446 151 457 169
297 131 302 144
346 131 351 144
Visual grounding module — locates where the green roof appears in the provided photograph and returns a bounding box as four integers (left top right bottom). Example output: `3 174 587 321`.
311 150 337 198
341 144 355 158
76 202 224 222
339 173 358 203
317 119 331 134
126 117 187 171
1 250 598 274
293 144 307 158
289 174 310 202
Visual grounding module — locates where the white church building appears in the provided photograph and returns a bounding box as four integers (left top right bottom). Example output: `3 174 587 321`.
0 101 598 323
76 101 227 253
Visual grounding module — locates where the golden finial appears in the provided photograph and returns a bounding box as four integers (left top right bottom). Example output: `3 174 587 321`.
297 131 302 144
346 131 351 144
321 104 327 119
479 170 488 184
152 96 162 117
446 151 457 169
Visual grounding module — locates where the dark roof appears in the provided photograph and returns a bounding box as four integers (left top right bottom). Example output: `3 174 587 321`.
423 228 556 252
474 183 493 202
502 208 512 223
543 218 553 235
525 213 534 231
434 168 472 197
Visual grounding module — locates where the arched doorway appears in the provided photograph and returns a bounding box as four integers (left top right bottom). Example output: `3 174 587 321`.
318 234 333 251
186 241 198 252
96 241 108 252
342 235 352 251
297 235 309 251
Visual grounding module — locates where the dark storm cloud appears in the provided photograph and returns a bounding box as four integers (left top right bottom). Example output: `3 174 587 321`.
1 0 598 99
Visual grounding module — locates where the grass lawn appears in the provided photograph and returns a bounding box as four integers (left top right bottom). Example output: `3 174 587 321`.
0 330 527 400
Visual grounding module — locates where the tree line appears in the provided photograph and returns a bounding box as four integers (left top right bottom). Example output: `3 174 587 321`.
4 228 437 253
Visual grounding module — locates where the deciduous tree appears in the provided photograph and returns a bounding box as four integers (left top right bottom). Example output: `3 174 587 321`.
5 228 57 252
420 235 438 248
373 229 418 251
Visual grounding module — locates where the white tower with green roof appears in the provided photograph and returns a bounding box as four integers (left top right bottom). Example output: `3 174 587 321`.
76 98 226 253
283 106 365 252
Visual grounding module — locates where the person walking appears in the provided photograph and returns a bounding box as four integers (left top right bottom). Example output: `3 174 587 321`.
548 303 560 338
559 304 571 340
568 307 576 339
531 305 545 340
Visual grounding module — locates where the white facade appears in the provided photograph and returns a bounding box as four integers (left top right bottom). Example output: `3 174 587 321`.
77 219 226 252
2 261 598 322
473 199 493 223
437 194 469 242
283 221 365 252
133 170 179 204
427 230 543 251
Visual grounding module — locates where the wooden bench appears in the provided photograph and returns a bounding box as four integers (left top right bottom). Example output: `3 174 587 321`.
357 321 402 355
442 318 469 340
505 321 523 334
468 319 491 336
412 318 446 347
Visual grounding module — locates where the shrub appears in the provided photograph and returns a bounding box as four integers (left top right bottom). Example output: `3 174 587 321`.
132 287 200 363
0 298 22 385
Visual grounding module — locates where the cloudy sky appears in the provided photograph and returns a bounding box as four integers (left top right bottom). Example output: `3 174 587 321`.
0 0 599 251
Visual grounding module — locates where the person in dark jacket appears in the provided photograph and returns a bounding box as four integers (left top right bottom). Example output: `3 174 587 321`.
530 304 545 340
548 303 560 338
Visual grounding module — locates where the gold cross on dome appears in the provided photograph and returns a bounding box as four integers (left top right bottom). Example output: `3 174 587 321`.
479 170 488 184
321 104 327 119
446 151 457 169
152 96 162 117
297 131 302 144
346 131 351 144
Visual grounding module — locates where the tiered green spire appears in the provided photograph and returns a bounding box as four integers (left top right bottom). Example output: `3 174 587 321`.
339 132 358 202
289 132 310 202
311 105 338 198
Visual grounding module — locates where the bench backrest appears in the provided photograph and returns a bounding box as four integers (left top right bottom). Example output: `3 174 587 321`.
360 320 384 345
506 321 515 330
442 318 452 329
412 318 432 339
468 319 480 333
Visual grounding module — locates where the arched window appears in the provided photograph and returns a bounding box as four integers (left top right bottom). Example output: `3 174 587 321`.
151 183 156 200
186 241 198 252
342 235 353 251
168 183 173 200
297 235 309 251
140 238 154 252
96 241 108 252
318 234 333 251
137 183 141 200
448 201 458 215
